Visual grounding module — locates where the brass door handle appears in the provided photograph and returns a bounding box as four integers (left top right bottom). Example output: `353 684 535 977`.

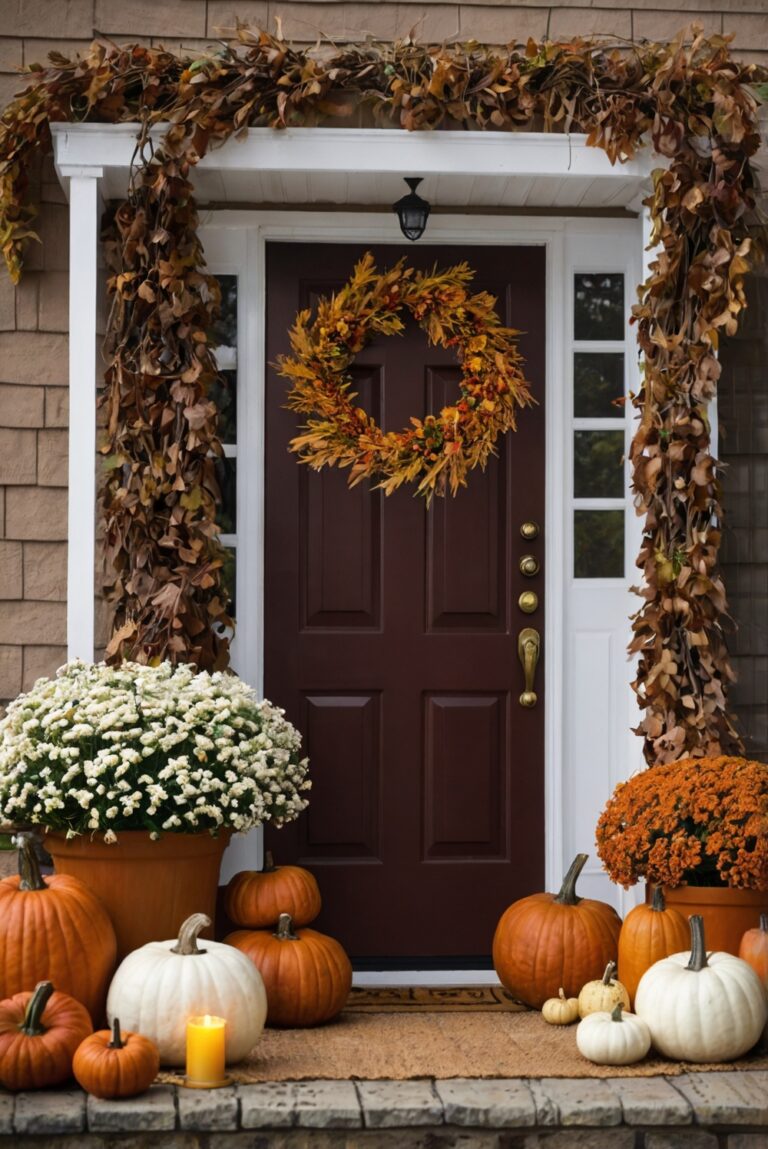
518 627 540 708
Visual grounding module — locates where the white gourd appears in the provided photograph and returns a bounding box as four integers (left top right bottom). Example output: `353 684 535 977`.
577 961 630 1019
106 912 267 1067
576 1002 651 1065
635 914 768 1063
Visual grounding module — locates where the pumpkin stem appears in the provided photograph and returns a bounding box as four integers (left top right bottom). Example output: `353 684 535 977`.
108 1017 124 1049
20 981 54 1036
171 913 211 955
15 832 46 892
263 850 277 873
602 962 616 986
610 1002 624 1022
650 885 665 913
554 853 587 905
685 915 709 972
760 914 768 933
274 913 298 940
558 988 566 1001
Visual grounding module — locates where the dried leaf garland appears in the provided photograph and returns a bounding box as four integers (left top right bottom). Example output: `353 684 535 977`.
100 122 234 669
279 253 532 500
0 29 765 757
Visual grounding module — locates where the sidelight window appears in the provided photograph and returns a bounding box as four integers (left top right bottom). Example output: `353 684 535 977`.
571 271 629 580
212 273 238 618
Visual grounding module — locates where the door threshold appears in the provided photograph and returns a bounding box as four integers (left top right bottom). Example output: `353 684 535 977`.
352 969 500 987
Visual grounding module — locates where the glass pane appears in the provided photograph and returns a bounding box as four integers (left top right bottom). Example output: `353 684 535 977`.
221 546 236 617
574 273 625 341
211 274 237 351
574 510 624 578
215 457 236 536
209 369 237 443
574 430 625 498
574 353 625 417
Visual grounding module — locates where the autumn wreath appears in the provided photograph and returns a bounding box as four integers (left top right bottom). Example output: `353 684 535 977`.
278 253 533 499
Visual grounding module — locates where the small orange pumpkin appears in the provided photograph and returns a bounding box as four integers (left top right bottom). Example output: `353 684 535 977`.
224 852 321 928
226 913 352 1026
0 980 93 1090
739 913 768 991
492 853 622 1009
73 1017 160 1099
0 833 117 1024
618 886 690 1005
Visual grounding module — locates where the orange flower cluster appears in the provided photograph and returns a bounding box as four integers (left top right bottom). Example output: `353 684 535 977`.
279 253 532 501
595 756 768 891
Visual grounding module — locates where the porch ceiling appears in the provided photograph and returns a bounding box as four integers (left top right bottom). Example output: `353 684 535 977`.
51 123 653 213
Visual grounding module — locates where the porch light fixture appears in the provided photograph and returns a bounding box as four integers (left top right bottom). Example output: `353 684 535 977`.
393 177 431 241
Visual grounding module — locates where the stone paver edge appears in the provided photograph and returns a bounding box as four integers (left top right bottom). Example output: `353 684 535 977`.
0 1074 767 1135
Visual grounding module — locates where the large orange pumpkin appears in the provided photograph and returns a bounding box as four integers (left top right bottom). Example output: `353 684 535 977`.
226 913 352 1026
618 886 689 1005
224 852 321 928
0 980 93 1090
73 1017 160 1099
0 833 117 1024
739 913 768 991
492 853 622 1009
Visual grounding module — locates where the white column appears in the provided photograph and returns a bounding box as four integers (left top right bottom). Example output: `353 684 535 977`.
64 169 103 663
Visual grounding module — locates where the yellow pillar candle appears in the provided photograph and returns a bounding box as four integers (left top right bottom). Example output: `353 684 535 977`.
186 1015 227 1087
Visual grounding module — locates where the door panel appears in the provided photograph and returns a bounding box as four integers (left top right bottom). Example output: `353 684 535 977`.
265 242 545 960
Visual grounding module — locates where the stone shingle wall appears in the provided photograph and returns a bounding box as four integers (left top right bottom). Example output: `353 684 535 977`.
0 154 69 703
0 0 765 704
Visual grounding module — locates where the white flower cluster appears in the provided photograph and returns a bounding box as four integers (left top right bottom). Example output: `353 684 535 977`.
0 660 310 840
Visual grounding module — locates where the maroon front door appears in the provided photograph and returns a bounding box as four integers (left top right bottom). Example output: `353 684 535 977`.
264 242 545 961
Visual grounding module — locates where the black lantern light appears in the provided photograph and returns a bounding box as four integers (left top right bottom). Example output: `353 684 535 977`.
393 177 431 242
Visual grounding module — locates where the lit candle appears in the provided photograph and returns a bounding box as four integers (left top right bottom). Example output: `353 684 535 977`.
186 1015 227 1087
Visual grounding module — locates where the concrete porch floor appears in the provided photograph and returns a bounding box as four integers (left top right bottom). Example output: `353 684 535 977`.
1 1071 767 1147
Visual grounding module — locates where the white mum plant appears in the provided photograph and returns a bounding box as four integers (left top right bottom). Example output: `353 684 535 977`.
0 660 310 841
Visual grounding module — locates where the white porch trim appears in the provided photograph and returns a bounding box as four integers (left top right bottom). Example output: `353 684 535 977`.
52 122 653 182
63 168 103 663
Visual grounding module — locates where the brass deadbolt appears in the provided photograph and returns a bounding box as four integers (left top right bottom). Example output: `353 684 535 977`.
519 555 540 578
518 591 538 614
520 521 540 540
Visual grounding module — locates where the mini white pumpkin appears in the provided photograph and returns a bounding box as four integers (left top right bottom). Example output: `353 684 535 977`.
576 1002 652 1065
542 988 579 1026
635 914 768 1063
107 912 267 1067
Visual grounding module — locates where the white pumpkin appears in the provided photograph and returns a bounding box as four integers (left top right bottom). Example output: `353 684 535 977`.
107 912 267 1067
635 914 768 1063
576 1003 651 1065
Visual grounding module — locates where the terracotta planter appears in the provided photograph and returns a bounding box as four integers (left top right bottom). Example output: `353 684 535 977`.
649 884 768 956
46 830 231 960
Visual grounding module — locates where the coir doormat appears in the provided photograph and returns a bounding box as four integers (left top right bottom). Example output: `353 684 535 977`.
158 1008 768 1083
344 985 526 1012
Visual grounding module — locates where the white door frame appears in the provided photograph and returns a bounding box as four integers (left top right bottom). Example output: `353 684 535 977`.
202 212 645 984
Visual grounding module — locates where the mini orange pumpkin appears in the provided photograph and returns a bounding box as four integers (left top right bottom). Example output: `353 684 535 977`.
73 1017 160 1099
738 913 768 991
226 913 352 1026
492 853 622 1009
0 833 117 1024
224 852 321 928
0 980 93 1090
618 886 690 1005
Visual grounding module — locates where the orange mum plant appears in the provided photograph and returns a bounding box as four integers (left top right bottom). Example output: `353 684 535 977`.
595 757 768 891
